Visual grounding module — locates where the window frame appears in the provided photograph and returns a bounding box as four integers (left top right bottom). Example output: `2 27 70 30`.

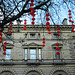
24 48 42 60
7 34 12 39
30 33 35 39
54 34 58 39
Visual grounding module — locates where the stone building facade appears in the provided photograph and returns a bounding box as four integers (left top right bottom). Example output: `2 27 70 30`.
0 25 75 75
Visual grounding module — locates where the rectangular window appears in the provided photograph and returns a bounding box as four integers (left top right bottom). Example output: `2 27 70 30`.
38 34 40 39
39 48 41 60
25 34 27 38
5 49 11 59
30 48 36 59
30 34 35 39
54 34 58 39
55 49 60 59
7 34 12 39
25 49 27 60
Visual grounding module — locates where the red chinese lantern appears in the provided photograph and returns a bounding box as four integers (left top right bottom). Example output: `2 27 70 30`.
68 10 71 12
46 18 50 21
46 13 50 16
46 22 50 25
42 44 45 47
0 37 2 39
30 0 34 2
48 32 51 34
42 41 45 43
57 34 60 36
56 47 60 50
68 13 71 15
3 49 6 51
56 43 59 46
43 38 45 40
3 52 6 55
9 31 12 34
56 52 60 55
4 42 7 44
57 31 60 33
23 28 26 30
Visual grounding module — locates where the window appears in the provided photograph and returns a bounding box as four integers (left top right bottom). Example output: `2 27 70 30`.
55 49 60 59
39 48 41 60
24 48 42 60
54 34 58 39
7 34 12 39
38 34 40 39
25 34 27 38
25 49 27 60
30 34 35 39
5 49 11 59
74 43 75 49
30 48 36 59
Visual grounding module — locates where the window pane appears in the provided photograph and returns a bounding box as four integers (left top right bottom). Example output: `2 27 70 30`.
30 49 36 59
30 34 35 38
25 49 27 54
30 49 36 54
54 34 58 39
39 49 41 54
5 55 11 59
39 55 41 59
6 49 11 54
30 55 36 59
25 55 27 60
38 34 40 39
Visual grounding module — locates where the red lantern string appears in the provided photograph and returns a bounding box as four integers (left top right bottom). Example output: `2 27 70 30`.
57 25 60 36
9 23 12 34
56 43 60 55
3 42 7 55
68 10 75 32
30 0 35 26
24 19 27 30
46 13 51 34
0 32 3 43
42 38 45 47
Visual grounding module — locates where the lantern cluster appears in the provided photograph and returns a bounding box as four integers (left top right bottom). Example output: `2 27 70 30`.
57 25 60 36
68 10 75 32
9 23 12 34
46 13 51 34
0 32 3 43
3 42 7 55
23 19 27 30
30 0 35 25
42 38 45 47
56 43 60 55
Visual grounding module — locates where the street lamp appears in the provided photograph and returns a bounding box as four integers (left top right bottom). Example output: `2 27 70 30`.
17 19 21 32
